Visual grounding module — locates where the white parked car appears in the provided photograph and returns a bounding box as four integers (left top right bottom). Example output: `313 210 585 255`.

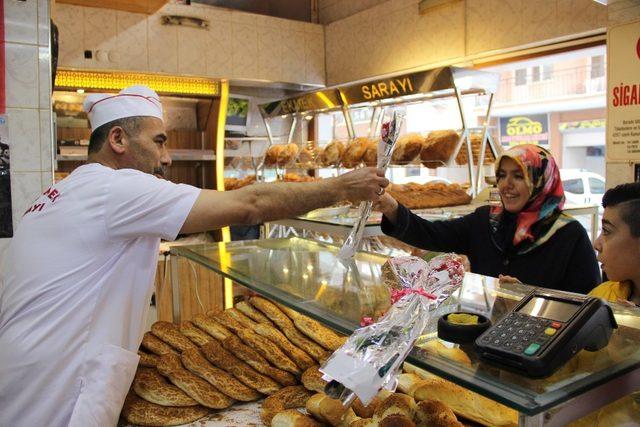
560 169 605 207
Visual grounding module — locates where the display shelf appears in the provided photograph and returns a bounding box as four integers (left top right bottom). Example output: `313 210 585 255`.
169 237 640 424
56 149 216 162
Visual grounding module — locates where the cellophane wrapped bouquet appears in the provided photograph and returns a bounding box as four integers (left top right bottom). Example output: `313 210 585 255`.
320 254 464 406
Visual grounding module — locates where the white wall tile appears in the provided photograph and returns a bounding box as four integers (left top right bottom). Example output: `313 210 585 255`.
148 9 178 73
116 11 148 71
54 4 85 68
40 109 53 173
231 23 258 79
41 171 53 192
205 19 233 78
38 46 51 109
4 0 38 44
257 26 282 82
10 171 42 230
5 43 38 109
178 27 207 76
38 0 50 47
7 109 41 173
83 7 116 69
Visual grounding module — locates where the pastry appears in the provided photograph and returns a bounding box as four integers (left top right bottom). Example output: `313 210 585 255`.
200 340 281 395
261 385 315 424
138 350 160 367
455 133 496 165
141 332 179 356
385 182 471 210
151 321 198 353
236 300 275 326
250 296 330 361
298 147 315 164
319 141 345 167
181 348 261 402
362 140 378 167
414 399 463 427
121 391 208 426
271 409 325 427
306 393 357 426
301 366 326 393
397 373 518 426
237 329 301 374
278 143 299 166
179 321 213 346
342 137 369 168
157 354 235 409
132 367 197 407
222 335 297 386
373 393 416 420
192 313 233 340
275 303 346 351
420 130 459 168
392 133 423 164
253 323 316 370
419 340 471 367
265 145 283 166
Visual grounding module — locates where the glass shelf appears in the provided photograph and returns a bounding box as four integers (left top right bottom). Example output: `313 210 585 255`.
170 237 640 416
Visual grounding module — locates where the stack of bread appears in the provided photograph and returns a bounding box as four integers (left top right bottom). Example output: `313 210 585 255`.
455 134 496 166
267 365 467 427
265 144 300 167
386 182 471 210
123 296 347 426
224 175 257 190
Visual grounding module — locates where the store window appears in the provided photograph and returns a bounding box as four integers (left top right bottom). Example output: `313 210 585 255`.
589 177 605 194
515 68 527 86
531 66 541 82
563 178 584 194
591 55 605 79
542 64 553 80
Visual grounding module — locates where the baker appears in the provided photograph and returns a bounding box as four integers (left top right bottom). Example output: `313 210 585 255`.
0 85 389 427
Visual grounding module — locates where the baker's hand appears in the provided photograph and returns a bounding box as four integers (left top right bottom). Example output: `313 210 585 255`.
337 167 389 204
498 274 522 284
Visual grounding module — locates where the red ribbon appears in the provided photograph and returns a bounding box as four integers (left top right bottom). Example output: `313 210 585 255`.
390 288 437 304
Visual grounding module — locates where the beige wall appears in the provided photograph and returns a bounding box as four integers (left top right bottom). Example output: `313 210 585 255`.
325 0 607 85
318 0 388 24
0 0 53 262
605 0 640 188
54 2 325 86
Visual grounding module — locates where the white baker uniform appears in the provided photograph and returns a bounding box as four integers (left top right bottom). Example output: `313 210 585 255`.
0 163 200 426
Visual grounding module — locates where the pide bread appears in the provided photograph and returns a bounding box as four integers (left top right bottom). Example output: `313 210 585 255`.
191 313 233 341
142 332 179 356
132 367 197 407
151 321 198 353
271 409 325 427
138 350 160 367
121 391 208 426
261 385 315 424
179 321 213 346
181 348 261 402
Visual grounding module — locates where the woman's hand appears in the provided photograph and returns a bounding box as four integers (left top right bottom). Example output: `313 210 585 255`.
498 274 522 284
374 193 399 224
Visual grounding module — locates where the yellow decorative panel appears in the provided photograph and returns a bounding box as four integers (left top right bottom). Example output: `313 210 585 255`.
55 69 220 96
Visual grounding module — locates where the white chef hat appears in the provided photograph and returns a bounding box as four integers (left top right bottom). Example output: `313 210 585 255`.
83 85 163 131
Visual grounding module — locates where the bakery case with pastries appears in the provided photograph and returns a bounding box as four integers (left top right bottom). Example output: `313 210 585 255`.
122 237 640 426
252 66 501 253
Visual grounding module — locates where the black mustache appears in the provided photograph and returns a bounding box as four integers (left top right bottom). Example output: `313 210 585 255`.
153 167 167 178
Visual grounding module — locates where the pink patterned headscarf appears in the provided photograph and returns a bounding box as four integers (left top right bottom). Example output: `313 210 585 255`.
490 145 569 253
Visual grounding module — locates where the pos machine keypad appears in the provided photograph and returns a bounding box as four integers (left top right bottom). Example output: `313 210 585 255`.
478 312 563 356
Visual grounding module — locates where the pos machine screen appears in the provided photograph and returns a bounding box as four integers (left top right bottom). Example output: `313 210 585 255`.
517 296 580 322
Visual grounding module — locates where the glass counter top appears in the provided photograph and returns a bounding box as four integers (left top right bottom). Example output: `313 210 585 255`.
171 238 640 415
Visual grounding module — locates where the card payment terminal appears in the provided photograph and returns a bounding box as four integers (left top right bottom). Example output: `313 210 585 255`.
475 289 617 377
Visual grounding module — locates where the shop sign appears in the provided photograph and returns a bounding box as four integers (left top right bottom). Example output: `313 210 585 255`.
499 114 549 146
559 119 606 131
607 19 640 160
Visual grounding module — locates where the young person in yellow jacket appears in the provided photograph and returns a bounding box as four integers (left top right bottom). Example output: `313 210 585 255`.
589 182 640 305
569 182 640 427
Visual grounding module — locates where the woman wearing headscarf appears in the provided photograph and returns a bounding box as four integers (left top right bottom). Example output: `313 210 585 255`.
376 144 601 294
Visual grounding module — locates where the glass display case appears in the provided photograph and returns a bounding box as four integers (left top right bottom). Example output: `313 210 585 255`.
169 237 640 426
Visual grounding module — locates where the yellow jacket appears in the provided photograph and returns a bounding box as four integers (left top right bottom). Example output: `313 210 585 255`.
588 281 632 302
